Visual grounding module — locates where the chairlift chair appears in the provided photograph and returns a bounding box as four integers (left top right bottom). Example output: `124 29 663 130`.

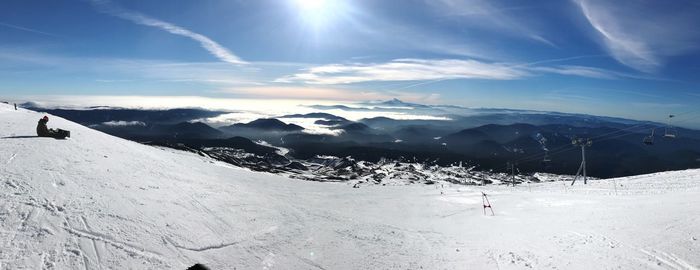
664 128 677 138
664 114 677 139
542 151 551 162
643 128 655 145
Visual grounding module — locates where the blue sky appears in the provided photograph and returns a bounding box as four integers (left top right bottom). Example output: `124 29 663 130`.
1 0 700 126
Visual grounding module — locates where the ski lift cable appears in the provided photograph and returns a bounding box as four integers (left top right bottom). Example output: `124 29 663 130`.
589 109 700 141
502 113 692 168
494 112 700 172
498 123 655 170
541 110 692 154
650 109 700 129
596 128 653 144
570 124 657 147
556 122 670 155
599 124 659 141
511 136 601 167
550 113 700 163
491 112 700 172
582 121 680 145
673 107 700 118
496 145 580 172
510 123 653 164
590 123 657 141
498 141 583 171
496 138 588 171
669 111 700 126
497 136 611 171
532 122 654 161
521 140 588 163
508 130 604 164
515 148 575 166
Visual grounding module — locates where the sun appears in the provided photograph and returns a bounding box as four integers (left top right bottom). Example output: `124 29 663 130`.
293 0 343 29
296 0 327 12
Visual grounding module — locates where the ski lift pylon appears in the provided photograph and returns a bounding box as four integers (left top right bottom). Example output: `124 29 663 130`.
542 151 551 162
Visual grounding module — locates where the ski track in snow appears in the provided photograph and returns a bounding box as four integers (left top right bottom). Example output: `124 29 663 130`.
1 103 699 269
6 152 17 164
639 248 696 270
62 224 163 261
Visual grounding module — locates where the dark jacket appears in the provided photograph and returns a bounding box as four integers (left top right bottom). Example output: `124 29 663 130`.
37 119 50 137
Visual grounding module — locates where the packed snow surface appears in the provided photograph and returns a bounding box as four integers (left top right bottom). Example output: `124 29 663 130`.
1 103 699 269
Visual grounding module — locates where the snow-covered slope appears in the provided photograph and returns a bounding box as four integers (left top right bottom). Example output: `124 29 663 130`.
1 103 699 269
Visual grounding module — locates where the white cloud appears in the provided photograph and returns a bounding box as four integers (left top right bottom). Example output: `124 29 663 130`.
2 49 651 98
101 120 146 126
532 65 668 81
0 50 262 87
274 58 655 85
320 109 452 121
17 95 453 128
0 21 60 38
427 0 554 46
195 112 272 127
217 86 442 103
575 0 700 72
89 0 246 65
276 59 528 84
531 66 617 80
276 118 345 136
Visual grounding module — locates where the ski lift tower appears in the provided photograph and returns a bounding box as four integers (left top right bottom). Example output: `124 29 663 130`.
507 162 516 187
570 138 593 186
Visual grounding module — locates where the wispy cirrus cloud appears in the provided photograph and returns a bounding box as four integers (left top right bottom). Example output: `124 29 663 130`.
528 65 661 80
275 58 650 85
575 0 700 73
88 0 246 65
530 66 617 79
276 59 529 84
427 0 554 46
0 21 60 38
0 49 263 88
2 48 645 96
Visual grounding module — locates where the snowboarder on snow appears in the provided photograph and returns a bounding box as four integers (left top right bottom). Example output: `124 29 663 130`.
36 116 52 137
36 116 70 139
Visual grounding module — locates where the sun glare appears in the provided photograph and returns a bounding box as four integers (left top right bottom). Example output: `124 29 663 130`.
293 0 345 29
296 0 327 11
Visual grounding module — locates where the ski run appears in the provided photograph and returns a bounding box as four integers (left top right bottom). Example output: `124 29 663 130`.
1 103 699 269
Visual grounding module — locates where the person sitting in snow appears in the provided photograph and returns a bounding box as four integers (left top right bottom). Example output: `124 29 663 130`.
36 116 70 139
36 116 53 137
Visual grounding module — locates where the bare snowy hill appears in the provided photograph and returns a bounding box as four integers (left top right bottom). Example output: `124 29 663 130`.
1 103 699 269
